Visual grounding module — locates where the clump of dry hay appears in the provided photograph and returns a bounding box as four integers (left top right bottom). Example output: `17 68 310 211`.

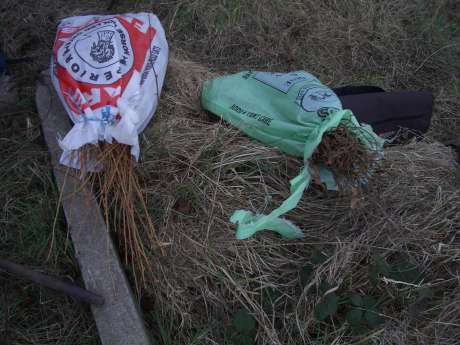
136 57 460 344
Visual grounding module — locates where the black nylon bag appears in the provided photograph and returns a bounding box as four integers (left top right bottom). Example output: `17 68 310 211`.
333 86 433 139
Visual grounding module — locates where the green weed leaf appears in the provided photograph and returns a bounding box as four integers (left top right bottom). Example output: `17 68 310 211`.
299 265 313 287
231 333 254 345
369 256 390 285
314 292 338 321
318 280 331 293
390 260 422 284
346 309 363 326
417 287 434 299
232 309 256 334
363 295 378 309
350 294 363 307
311 249 329 265
364 309 385 327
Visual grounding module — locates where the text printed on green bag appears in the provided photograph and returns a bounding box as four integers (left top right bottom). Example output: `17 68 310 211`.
230 104 273 126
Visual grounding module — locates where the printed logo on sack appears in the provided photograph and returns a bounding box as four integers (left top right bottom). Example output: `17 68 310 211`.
90 30 115 63
296 86 342 118
57 18 134 84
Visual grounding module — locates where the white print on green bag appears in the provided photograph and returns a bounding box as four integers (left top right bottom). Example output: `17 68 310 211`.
253 71 318 93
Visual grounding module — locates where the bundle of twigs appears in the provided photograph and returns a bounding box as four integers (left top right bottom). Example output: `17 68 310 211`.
80 142 162 292
311 124 378 186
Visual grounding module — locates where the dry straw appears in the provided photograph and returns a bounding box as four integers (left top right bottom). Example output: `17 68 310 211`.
136 57 460 344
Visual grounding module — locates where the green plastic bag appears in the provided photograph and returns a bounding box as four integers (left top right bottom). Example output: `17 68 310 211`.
201 71 384 240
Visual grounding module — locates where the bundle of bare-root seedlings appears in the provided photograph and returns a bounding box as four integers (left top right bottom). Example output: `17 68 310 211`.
311 123 380 190
50 13 169 292
78 142 163 291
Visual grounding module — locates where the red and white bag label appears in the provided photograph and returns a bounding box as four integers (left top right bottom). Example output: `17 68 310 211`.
51 13 168 169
